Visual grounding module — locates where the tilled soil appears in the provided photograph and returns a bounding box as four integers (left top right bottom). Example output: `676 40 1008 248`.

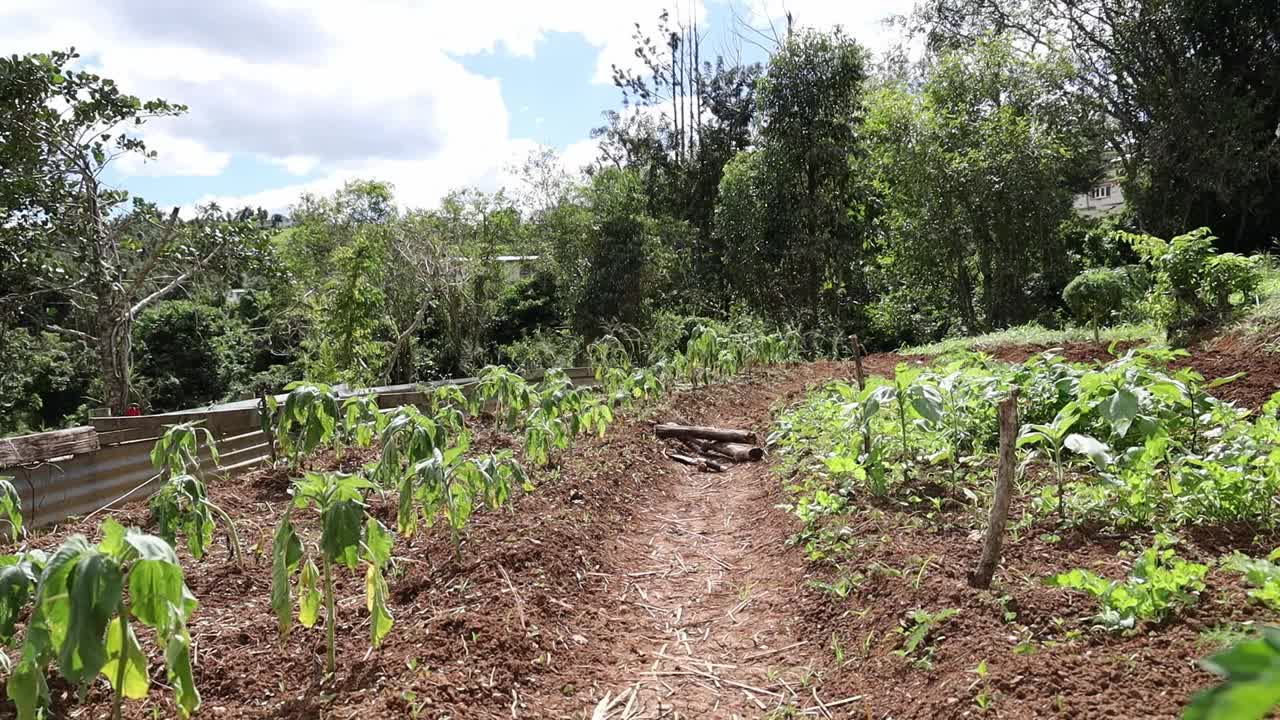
3 361 870 719
5 345 1277 719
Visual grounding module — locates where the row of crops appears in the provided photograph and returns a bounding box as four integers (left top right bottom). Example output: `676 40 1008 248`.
0 326 798 719
769 347 1280 718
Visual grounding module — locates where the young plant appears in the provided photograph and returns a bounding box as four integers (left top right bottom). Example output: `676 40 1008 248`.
1045 534 1208 631
0 477 22 542
1017 407 1111 523
5 519 199 720
148 423 243 564
341 394 387 448
473 366 535 428
894 608 959 669
1185 627 1280 720
271 472 394 675
277 382 341 467
870 365 943 465
1225 551 1280 611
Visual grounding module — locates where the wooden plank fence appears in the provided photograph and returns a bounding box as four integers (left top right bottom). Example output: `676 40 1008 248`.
0 367 595 528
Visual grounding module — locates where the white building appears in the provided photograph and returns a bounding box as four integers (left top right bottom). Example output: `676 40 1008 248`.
495 255 539 283
1073 157 1126 218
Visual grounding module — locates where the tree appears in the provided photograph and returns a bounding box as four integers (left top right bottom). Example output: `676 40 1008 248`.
865 36 1100 333
575 168 676 339
715 29 874 337
912 0 1280 251
600 13 764 311
0 50 264 413
1062 268 1130 341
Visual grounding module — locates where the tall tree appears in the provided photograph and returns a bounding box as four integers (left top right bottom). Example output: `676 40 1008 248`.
602 12 763 311
866 36 1101 330
912 0 1280 250
0 50 264 413
715 29 875 336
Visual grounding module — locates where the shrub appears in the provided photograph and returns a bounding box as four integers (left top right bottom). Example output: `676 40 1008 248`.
488 270 563 348
1062 268 1131 342
1128 227 1261 344
134 301 231 411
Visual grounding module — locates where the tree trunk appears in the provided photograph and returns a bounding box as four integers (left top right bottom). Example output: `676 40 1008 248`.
96 299 133 415
655 423 755 443
970 390 1019 589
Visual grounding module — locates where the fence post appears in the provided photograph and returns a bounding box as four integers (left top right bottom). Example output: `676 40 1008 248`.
971 389 1020 589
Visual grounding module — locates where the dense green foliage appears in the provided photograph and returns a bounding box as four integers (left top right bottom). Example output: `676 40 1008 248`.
772 346 1280 715
1062 268 1132 342
3 6 1277 436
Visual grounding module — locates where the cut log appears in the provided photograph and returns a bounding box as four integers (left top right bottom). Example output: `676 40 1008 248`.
667 453 727 473
655 423 755 444
0 426 100 468
692 439 764 462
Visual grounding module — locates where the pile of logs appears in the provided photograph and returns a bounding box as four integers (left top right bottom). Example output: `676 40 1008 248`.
655 423 765 473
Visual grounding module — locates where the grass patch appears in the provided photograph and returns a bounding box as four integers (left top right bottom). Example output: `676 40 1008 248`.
901 322 1162 356
1228 263 1280 351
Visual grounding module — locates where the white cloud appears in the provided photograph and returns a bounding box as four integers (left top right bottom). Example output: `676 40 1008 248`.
114 131 231 177
738 0 914 54
0 0 701 212
1 0 912 214
561 138 604 175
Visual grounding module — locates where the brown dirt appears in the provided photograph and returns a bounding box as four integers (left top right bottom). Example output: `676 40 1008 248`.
3 347 1274 719
978 339 1280 410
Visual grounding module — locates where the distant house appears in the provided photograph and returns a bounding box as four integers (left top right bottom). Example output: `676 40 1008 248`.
1073 155 1126 218
495 255 539 284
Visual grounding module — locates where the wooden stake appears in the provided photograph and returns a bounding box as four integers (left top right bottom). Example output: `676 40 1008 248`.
971 389 1019 589
850 334 865 390
850 334 871 459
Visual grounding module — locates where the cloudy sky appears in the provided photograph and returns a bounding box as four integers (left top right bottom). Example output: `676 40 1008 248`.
2 0 913 213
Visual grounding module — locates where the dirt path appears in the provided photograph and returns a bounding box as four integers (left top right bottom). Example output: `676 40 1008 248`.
583 458 830 719
519 361 899 719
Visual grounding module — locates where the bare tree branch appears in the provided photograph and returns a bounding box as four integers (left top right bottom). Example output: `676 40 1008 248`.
47 324 96 345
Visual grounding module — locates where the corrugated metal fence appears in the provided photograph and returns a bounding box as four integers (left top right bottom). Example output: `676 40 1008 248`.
1 368 596 528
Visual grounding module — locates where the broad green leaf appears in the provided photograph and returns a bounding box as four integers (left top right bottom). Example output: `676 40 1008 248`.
1100 387 1140 437
59 551 123 688
271 514 303 642
165 627 201 718
298 559 321 628
124 529 181 564
1185 630 1280 720
0 561 37 643
28 536 92 657
1065 434 1114 470
101 617 149 699
0 479 23 540
364 517 394 568
397 472 417 537
366 565 394 647
908 384 944 424
1206 372 1246 390
129 558 187 630
321 500 364 570
97 517 128 559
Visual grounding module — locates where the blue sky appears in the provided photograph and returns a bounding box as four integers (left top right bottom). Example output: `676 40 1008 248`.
2 0 911 213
